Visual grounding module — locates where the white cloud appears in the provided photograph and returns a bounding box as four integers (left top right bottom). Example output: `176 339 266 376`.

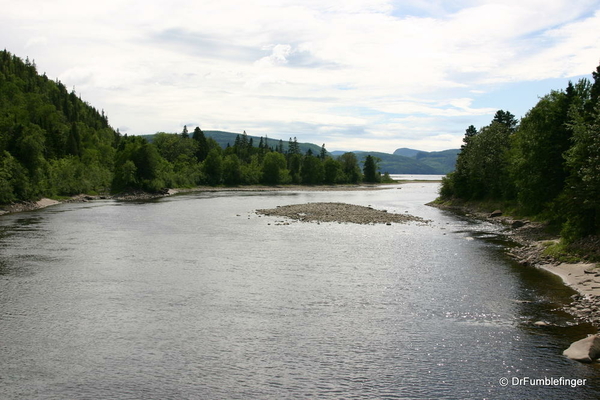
3 0 600 151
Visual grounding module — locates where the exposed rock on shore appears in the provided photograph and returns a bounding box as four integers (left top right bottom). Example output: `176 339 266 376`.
257 202 427 225
563 334 600 362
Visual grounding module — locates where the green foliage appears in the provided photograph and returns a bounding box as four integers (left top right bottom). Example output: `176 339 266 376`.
192 126 209 162
300 155 324 184
223 154 242 185
541 240 582 263
288 153 302 184
262 152 289 184
338 152 362 183
560 98 600 240
363 155 381 183
511 89 578 214
203 148 223 186
381 172 395 183
446 121 513 200
0 50 119 201
440 62 600 243
153 132 198 163
323 157 342 184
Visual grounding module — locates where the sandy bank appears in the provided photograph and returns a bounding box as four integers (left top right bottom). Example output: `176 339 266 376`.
538 262 600 326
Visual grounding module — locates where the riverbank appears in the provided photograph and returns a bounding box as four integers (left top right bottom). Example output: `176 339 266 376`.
430 201 600 328
0 184 394 217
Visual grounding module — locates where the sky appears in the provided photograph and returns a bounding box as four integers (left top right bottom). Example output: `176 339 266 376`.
2 0 600 152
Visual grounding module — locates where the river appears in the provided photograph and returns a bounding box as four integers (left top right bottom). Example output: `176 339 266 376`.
0 183 598 399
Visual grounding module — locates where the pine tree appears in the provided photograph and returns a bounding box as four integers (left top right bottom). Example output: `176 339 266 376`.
363 155 380 183
319 144 327 160
192 126 208 161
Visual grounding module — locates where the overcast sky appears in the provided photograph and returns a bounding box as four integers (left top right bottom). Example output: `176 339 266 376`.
3 0 600 152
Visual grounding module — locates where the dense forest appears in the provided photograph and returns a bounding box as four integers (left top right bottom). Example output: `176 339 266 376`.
439 62 600 243
0 51 389 204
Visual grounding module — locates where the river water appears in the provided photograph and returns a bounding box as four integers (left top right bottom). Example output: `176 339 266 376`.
0 183 598 399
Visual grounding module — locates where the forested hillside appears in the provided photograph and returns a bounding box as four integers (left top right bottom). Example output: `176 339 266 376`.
439 63 600 243
0 51 388 204
393 148 459 174
0 50 119 203
143 131 324 158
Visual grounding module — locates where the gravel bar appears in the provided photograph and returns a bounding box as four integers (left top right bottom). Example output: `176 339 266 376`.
256 202 427 225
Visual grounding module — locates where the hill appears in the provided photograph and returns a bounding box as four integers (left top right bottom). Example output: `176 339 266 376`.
393 148 421 158
351 151 438 174
0 50 119 202
142 130 324 155
333 147 459 174
413 149 459 174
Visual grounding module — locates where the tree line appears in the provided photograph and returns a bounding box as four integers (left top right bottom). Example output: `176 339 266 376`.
0 50 386 204
439 62 600 242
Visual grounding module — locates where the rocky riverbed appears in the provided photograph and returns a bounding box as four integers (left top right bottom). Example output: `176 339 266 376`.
257 202 428 225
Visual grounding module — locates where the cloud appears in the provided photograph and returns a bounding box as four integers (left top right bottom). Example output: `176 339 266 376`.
2 0 600 152
152 28 267 63
24 36 48 49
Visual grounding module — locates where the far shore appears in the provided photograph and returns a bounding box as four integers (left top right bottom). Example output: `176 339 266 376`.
0 182 417 216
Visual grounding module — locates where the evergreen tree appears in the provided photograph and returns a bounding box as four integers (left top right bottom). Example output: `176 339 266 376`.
511 90 577 213
192 126 209 162
492 110 518 132
288 137 300 155
561 98 600 240
319 144 327 160
363 155 380 183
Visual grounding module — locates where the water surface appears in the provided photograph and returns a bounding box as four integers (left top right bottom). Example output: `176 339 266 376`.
0 183 598 399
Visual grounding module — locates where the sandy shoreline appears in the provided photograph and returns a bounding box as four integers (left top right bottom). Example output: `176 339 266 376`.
538 263 600 326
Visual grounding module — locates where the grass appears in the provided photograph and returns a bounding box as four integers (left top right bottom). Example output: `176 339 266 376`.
541 240 587 263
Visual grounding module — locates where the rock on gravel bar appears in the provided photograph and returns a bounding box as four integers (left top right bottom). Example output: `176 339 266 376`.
256 202 427 225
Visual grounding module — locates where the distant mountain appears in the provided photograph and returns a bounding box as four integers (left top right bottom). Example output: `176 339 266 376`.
352 151 439 174
330 150 360 156
332 147 459 174
393 148 421 158
412 149 459 174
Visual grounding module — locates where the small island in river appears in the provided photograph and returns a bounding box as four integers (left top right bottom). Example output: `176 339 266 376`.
257 202 427 225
